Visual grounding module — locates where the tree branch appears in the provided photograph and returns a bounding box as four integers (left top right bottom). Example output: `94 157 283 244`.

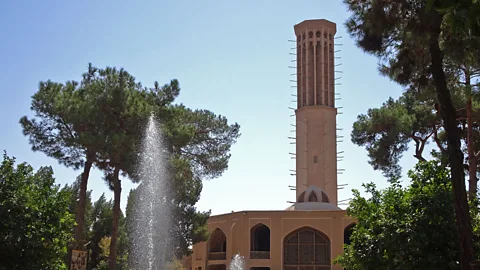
57 116 76 141
419 130 435 154
410 132 428 162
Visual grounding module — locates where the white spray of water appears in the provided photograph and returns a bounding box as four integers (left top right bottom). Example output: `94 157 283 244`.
130 115 171 270
229 254 246 270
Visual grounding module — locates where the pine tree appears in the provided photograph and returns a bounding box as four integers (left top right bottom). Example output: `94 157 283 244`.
343 0 479 267
20 63 107 248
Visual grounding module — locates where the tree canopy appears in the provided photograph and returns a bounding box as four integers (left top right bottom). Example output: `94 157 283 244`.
0 152 74 270
19 61 240 268
20 63 114 248
164 104 241 180
336 161 480 269
352 90 439 179
343 0 479 267
351 85 480 179
78 65 156 269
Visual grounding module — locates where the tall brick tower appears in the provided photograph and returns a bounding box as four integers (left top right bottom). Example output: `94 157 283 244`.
294 19 338 206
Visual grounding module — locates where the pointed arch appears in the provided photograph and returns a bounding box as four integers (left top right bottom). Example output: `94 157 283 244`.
250 223 270 259
208 228 226 260
298 191 306 202
308 191 318 202
283 227 331 269
344 223 356 246
321 190 330 203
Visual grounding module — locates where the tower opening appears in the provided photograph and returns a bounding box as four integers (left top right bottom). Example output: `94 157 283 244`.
321 190 330 203
308 191 318 202
297 191 306 203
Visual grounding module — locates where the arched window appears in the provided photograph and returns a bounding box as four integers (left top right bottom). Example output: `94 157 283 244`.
283 227 331 269
208 228 226 260
250 224 270 259
321 191 330 203
344 223 356 246
297 191 306 203
343 223 356 270
308 191 318 202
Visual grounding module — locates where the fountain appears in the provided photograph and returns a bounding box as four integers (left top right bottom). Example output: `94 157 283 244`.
229 254 246 270
129 115 172 270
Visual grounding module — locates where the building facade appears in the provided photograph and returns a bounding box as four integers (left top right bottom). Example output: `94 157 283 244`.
191 19 355 270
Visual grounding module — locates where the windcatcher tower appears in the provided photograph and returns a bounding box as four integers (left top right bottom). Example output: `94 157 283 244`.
294 19 338 206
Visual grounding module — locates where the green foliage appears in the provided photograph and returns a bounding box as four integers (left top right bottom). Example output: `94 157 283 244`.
0 152 74 270
19 63 118 248
20 62 240 267
343 4 478 266
336 161 464 269
167 156 210 254
346 0 480 179
72 63 239 266
71 65 160 268
426 0 480 66
99 236 111 258
343 0 443 87
352 91 438 179
141 103 238 259
165 104 241 180
90 66 154 174
351 85 480 179
19 64 111 171
88 193 116 268
63 182 128 269
123 100 240 263
343 0 480 117
120 70 238 264
19 80 86 169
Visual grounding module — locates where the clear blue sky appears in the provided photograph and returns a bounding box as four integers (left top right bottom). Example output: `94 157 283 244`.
0 1 418 214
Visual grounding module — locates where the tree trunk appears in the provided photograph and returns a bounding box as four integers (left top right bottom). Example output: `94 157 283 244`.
429 13 476 270
74 156 93 248
466 71 478 200
108 167 121 270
